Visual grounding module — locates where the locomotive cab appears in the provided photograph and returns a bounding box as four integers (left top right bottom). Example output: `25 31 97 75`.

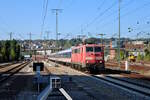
84 45 105 71
71 44 105 72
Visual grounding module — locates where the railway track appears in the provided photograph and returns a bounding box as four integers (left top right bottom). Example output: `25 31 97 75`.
44 65 51 74
93 75 150 97
48 60 150 98
0 62 19 69
0 61 30 85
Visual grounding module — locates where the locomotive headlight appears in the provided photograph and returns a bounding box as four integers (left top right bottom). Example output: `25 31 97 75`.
86 57 93 60
96 57 102 60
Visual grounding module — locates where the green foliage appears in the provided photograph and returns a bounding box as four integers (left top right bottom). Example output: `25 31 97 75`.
144 50 150 61
144 54 150 61
114 50 126 61
15 44 20 60
64 40 72 49
137 54 144 61
10 48 16 60
0 40 20 62
56 38 102 49
120 50 125 60
85 38 97 44
1 47 6 60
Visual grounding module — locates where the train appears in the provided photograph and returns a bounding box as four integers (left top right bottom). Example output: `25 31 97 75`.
48 44 105 73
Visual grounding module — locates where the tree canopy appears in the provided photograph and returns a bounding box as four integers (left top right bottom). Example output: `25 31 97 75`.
0 40 20 62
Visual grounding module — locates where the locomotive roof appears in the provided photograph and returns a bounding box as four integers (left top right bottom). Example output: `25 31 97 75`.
72 44 102 49
50 44 102 55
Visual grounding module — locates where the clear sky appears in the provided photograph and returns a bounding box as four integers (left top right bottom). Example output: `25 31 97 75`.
0 0 150 40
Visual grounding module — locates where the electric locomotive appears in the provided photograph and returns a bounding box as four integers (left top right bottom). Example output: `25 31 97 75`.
49 44 105 72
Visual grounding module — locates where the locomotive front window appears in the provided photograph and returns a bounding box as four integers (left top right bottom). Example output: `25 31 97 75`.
94 47 101 52
86 47 93 52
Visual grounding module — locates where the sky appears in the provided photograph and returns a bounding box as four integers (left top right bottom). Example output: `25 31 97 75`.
0 0 150 40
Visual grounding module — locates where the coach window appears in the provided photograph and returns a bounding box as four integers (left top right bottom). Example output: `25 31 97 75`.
86 47 93 52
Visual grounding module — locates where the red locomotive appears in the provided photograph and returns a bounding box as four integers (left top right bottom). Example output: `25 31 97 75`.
71 44 104 71
49 44 105 72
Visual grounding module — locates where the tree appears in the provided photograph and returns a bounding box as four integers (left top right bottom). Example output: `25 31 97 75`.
120 50 125 60
1 46 6 61
5 40 10 61
15 44 20 60
10 48 16 61
64 40 72 49
144 49 150 61
0 40 20 62
137 54 144 61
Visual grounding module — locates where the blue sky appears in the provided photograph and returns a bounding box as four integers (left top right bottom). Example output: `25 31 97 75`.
0 0 150 40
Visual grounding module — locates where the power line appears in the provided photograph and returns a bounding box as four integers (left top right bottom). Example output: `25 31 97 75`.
71 0 107 34
95 0 134 28
97 0 105 11
0 16 16 33
41 0 49 37
100 1 150 30
57 0 63 9
42 0 46 18
84 1 118 29
62 0 74 10
120 1 150 20
72 0 116 35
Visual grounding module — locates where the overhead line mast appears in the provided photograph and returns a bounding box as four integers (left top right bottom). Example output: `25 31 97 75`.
118 0 121 68
52 9 63 51
9 32 13 40
97 33 106 46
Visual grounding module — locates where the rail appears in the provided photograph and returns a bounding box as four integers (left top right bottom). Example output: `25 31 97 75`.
94 75 150 97
0 62 30 84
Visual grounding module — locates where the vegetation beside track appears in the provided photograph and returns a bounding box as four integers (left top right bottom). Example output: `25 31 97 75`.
0 40 20 63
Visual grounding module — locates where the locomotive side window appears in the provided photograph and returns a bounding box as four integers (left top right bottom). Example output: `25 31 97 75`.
75 49 77 53
86 47 93 52
94 47 101 52
77 49 80 53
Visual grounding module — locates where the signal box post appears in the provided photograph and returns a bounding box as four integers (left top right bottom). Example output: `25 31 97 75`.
33 62 44 92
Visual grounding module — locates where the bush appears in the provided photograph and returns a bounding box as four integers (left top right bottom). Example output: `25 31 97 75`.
137 54 144 61
144 49 150 61
0 40 20 62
